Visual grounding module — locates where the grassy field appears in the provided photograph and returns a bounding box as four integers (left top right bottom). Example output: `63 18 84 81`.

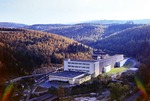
106 67 128 75
106 59 134 75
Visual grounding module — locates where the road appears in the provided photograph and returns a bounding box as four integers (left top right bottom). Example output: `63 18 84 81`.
25 74 50 101
5 70 55 84
4 67 60 100
128 58 141 68
5 67 64 84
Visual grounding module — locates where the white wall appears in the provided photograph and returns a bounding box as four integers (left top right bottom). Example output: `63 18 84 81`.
49 73 85 84
116 58 129 67
64 60 69 71
103 65 111 73
64 60 100 77
75 75 91 84
93 62 100 77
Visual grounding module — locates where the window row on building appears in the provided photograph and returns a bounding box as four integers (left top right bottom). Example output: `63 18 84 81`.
68 62 90 65
68 69 90 73
68 65 90 69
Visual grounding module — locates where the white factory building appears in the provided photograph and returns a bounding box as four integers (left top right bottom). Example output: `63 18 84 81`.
49 54 128 85
64 59 100 77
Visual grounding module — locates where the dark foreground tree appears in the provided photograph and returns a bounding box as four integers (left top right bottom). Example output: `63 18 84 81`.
109 82 129 101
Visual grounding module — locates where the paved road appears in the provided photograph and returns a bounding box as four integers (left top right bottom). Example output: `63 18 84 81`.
25 75 50 101
5 70 55 83
130 59 138 68
129 58 141 68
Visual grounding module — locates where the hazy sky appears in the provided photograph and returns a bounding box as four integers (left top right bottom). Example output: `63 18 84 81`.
0 0 150 24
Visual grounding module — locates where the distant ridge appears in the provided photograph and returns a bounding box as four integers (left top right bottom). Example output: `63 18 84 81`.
0 22 27 28
24 23 139 44
85 19 150 24
1 19 150 28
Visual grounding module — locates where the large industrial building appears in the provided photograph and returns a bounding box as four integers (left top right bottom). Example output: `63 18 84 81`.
49 54 127 85
64 59 100 77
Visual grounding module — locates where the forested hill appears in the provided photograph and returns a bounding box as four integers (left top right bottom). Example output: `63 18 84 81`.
92 25 150 63
0 22 140 45
24 24 105 42
0 28 92 82
24 23 139 44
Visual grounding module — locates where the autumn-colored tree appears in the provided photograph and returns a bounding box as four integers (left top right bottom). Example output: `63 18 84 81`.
58 86 65 100
0 28 92 82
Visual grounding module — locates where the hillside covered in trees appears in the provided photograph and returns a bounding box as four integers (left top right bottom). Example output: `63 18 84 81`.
24 23 139 44
91 25 150 63
24 24 105 42
0 22 140 45
0 28 92 82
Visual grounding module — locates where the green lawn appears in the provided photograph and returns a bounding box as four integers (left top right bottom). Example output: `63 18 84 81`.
106 59 134 75
106 67 128 75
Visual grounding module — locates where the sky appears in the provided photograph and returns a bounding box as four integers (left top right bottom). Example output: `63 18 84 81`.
0 0 150 24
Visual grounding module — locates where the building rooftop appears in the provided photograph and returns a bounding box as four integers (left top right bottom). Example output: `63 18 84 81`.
64 59 98 63
50 71 85 78
99 54 124 63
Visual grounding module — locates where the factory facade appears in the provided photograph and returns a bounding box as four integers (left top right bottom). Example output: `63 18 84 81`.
49 54 127 85
64 59 100 77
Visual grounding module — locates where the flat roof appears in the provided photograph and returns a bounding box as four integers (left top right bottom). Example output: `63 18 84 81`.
64 59 98 63
99 55 124 63
50 71 85 78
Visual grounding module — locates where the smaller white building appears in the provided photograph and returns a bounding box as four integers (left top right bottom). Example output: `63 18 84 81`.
64 59 100 77
103 65 111 73
116 58 129 67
